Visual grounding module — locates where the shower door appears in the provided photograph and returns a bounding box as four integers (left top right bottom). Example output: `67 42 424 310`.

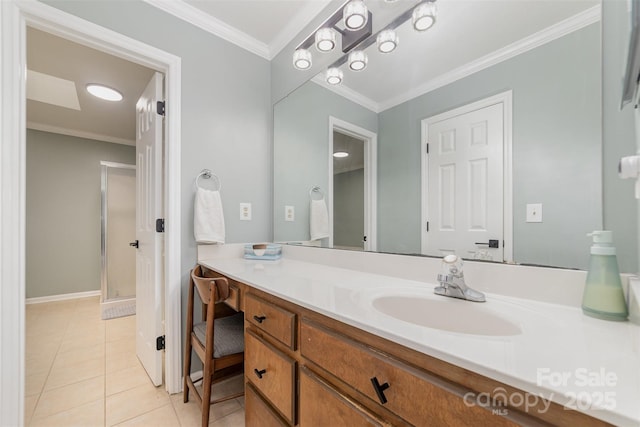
101 162 136 303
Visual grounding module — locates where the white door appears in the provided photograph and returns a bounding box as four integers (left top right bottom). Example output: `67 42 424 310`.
135 72 164 386
422 101 504 261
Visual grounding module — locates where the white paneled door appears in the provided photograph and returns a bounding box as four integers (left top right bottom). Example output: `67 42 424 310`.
135 72 164 386
422 99 505 261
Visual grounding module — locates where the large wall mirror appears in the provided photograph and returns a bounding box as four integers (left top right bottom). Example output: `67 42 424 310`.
274 0 602 270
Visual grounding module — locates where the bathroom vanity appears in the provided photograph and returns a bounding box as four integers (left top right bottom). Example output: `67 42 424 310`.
199 245 640 427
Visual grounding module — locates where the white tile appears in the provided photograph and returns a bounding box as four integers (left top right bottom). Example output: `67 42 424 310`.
32 376 104 419
30 399 103 427
113 403 180 427
105 382 170 426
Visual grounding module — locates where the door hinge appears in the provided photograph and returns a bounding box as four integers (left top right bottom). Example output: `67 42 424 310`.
156 218 165 233
156 101 165 116
426 143 429 154
426 221 429 232
156 335 165 351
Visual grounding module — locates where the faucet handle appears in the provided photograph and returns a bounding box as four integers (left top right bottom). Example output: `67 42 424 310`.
437 273 453 284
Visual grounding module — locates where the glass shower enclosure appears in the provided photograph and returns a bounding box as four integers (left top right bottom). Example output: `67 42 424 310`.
100 161 136 320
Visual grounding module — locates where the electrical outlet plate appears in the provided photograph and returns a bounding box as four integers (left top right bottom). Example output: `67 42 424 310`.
526 203 542 223
285 205 295 222
240 203 252 221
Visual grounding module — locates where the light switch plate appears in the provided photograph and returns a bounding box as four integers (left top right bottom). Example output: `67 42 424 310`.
526 203 542 223
240 203 252 221
285 205 295 222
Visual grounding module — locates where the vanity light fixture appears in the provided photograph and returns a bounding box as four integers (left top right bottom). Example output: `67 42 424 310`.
343 0 368 31
376 29 398 53
412 1 437 32
315 28 336 52
293 48 312 70
333 151 349 158
86 84 123 102
348 50 368 71
326 67 344 85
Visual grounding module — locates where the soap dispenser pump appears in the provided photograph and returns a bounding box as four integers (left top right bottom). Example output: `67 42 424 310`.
581 231 628 321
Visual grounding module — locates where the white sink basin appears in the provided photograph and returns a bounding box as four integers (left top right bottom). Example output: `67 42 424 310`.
372 295 522 336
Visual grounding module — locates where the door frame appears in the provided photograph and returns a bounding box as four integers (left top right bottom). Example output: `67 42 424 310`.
0 1 183 423
420 91 513 262
328 116 377 251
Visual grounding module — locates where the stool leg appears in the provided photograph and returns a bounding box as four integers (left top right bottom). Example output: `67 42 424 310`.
201 363 212 427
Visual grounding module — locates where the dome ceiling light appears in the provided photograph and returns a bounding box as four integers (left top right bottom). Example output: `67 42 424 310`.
86 84 123 102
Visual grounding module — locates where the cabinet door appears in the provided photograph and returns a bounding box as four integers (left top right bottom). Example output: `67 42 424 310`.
245 329 296 424
245 383 288 427
300 367 391 427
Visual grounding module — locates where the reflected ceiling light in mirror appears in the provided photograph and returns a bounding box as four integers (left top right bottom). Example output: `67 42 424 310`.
333 151 349 158
348 51 368 71
293 48 312 70
412 2 437 31
315 28 336 52
343 0 368 31
377 29 398 53
86 84 122 101
326 68 344 85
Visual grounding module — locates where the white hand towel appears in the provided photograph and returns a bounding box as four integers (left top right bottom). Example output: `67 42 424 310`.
310 198 329 241
194 187 225 244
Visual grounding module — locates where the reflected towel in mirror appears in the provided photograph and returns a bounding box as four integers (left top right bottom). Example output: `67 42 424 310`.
194 187 225 244
310 198 329 241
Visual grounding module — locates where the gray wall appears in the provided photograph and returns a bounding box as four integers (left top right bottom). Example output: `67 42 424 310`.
26 130 135 298
334 168 364 248
273 82 377 242
602 0 638 274
377 23 602 270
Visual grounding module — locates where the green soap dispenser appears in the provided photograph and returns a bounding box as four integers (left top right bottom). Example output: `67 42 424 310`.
581 231 628 321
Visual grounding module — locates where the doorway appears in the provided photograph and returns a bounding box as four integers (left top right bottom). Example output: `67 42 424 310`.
328 117 377 251
420 91 513 262
1 2 183 423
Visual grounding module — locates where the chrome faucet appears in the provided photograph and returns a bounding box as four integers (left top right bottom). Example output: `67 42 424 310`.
435 255 486 302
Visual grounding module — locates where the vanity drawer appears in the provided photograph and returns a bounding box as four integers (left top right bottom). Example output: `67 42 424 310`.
300 366 391 427
300 320 516 427
245 329 296 424
245 382 288 427
245 293 296 349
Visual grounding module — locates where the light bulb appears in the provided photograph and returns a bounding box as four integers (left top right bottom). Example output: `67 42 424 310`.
326 68 344 85
376 29 398 53
293 48 312 70
348 51 368 71
343 0 368 31
315 28 336 52
412 2 437 32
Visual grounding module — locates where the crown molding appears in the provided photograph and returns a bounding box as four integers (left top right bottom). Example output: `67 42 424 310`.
378 4 601 112
142 0 271 59
269 0 334 58
311 75 379 113
27 121 136 146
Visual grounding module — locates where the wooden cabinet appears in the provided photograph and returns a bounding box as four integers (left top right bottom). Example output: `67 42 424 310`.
245 293 296 349
299 366 390 427
203 271 612 427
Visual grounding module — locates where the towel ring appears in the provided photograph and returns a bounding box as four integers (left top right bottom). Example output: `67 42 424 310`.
309 185 324 200
196 169 221 191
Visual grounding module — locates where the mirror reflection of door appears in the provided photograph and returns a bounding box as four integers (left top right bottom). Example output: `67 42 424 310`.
333 130 365 251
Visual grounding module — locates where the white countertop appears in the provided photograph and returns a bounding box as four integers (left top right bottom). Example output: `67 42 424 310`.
199 257 640 426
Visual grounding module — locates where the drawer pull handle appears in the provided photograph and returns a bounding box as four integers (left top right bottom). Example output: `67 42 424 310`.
253 315 266 323
370 377 390 405
254 368 267 379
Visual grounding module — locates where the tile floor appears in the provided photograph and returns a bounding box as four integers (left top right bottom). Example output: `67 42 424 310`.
25 296 245 426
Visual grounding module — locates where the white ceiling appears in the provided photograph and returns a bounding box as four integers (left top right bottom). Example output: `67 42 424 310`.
26 0 600 144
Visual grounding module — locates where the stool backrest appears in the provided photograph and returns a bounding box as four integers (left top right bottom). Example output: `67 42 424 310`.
191 265 230 305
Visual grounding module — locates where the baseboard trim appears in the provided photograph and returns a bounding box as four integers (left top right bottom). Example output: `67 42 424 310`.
25 290 101 305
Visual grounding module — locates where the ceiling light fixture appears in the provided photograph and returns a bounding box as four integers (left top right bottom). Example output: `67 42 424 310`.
293 48 312 70
333 151 349 158
348 51 368 71
376 29 398 53
315 28 336 52
86 84 123 102
343 0 369 31
326 68 344 85
412 2 437 32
